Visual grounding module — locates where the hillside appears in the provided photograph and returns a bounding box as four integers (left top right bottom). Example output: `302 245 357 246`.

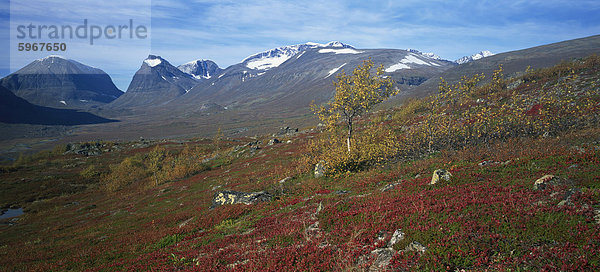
1 55 599 271
411 35 600 96
0 85 117 126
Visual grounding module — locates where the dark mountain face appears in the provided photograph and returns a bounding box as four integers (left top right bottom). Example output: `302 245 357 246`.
177 60 222 80
169 44 455 115
0 56 123 109
108 55 199 108
0 85 116 125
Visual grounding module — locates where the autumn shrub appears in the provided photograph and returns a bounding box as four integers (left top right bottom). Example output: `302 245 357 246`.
392 98 428 123
304 55 600 175
104 144 220 191
304 124 399 175
103 154 147 191
79 165 99 179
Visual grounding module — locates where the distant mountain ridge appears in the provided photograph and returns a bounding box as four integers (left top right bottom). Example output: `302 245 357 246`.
455 50 495 64
0 56 123 109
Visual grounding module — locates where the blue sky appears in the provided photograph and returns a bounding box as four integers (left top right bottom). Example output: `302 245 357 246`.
2 0 600 90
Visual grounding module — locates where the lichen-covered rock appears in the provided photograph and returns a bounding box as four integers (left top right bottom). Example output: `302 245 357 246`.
211 191 272 208
369 248 396 271
533 174 573 190
430 169 451 185
533 174 556 190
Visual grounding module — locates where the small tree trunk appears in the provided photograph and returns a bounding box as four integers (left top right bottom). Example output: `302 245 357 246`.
347 118 353 153
347 137 351 153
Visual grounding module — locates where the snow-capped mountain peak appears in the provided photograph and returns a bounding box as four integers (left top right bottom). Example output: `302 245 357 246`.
177 59 221 80
455 50 494 64
243 41 354 70
144 55 164 67
406 49 443 60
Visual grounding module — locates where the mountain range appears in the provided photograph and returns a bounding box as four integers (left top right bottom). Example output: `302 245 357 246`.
2 35 600 139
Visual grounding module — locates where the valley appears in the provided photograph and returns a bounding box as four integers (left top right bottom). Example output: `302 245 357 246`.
1 34 600 271
1 53 600 270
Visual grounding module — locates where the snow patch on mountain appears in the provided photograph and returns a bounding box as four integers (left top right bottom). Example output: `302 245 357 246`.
455 50 494 64
178 59 220 79
144 58 162 67
325 63 346 78
247 54 293 70
243 41 353 70
385 53 436 72
403 54 430 65
40 55 66 61
385 63 410 72
407 49 442 60
318 48 363 54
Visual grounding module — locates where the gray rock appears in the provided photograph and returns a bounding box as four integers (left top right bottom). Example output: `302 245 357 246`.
507 79 523 90
267 138 280 145
314 161 327 178
370 248 396 271
381 182 401 192
404 241 427 254
202 154 217 163
593 208 600 224
178 217 194 228
558 188 581 206
64 142 104 156
388 229 405 247
278 177 292 184
533 175 572 190
211 190 272 208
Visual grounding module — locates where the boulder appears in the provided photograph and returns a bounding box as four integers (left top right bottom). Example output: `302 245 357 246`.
267 138 280 145
404 241 427 254
211 191 272 208
381 182 401 192
388 229 405 247
430 169 451 185
369 248 396 271
314 161 327 178
533 174 573 190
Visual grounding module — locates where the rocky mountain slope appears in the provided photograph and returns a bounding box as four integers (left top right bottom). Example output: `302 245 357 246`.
108 55 199 108
0 56 123 109
177 60 222 80
169 42 455 115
